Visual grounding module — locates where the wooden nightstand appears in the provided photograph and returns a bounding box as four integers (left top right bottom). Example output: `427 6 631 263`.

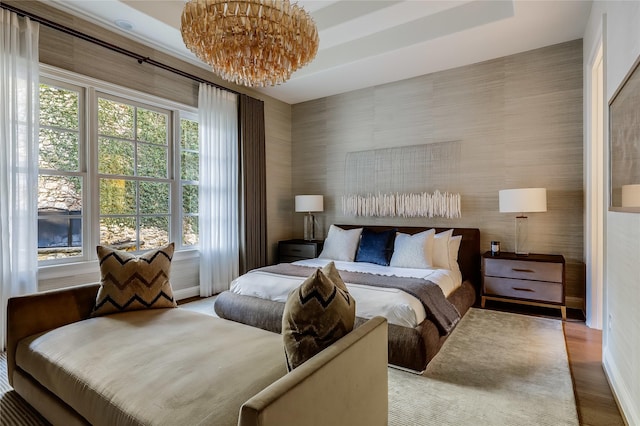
481 251 566 320
278 239 324 263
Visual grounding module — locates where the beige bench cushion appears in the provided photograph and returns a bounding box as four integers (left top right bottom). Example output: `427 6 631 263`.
16 308 286 426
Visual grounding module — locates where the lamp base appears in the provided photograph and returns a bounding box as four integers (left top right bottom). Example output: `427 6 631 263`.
303 213 315 241
515 215 528 255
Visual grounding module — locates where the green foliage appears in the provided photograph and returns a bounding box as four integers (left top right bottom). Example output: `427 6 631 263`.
138 143 168 178
137 108 167 145
39 84 80 172
181 151 199 181
98 99 133 139
39 85 78 129
140 182 169 214
182 184 198 214
181 118 198 150
39 85 200 252
99 137 134 175
100 178 136 215
180 118 199 243
39 129 79 171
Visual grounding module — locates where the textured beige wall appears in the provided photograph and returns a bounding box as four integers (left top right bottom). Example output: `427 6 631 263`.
264 99 293 263
585 2 640 424
291 40 585 308
9 0 292 287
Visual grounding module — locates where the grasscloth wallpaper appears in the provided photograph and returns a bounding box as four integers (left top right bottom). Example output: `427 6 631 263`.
291 40 585 308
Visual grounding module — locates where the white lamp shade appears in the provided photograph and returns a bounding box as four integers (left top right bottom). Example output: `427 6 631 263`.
622 184 640 207
499 188 547 213
295 195 324 212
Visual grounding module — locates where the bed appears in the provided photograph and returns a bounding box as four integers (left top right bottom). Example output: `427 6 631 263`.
215 225 481 372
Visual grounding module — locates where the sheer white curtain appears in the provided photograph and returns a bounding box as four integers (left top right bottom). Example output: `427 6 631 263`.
198 83 239 297
0 10 39 349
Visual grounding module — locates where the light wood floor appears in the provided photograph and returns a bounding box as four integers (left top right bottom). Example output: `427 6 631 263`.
564 320 625 426
484 301 625 426
184 297 626 425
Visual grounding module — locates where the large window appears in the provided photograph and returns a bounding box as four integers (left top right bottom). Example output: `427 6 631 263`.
97 95 171 251
38 81 84 261
38 74 198 264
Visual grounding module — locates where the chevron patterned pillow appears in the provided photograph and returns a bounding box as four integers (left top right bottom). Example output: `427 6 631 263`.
282 262 356 371
92 243 178 317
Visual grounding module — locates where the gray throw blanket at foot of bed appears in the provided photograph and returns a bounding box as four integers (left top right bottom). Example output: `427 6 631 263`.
255 264 460 334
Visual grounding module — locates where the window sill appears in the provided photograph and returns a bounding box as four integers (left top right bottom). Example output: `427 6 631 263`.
38 248 200 281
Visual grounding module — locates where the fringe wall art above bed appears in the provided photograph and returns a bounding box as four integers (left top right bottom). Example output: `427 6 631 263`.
342 142 462 218
341 191 461 218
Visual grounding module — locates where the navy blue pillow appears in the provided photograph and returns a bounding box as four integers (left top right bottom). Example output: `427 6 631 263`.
355 228 396 266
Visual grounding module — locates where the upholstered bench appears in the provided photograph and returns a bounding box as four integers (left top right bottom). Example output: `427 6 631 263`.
7 284 388 426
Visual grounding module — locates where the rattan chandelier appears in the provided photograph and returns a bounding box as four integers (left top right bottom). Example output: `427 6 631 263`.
181 0 319 87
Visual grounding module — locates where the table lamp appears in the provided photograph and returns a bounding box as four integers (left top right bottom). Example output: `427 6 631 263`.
295 195 324 240
499 188 547 255
622 184 640 207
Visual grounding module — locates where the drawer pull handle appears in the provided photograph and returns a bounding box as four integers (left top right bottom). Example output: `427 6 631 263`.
512 268 535 273
290 249 302 253
512 287 535 292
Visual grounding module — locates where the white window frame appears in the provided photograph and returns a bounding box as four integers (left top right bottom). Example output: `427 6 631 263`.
38 77 88 265
38 65 199 277
177 111 200 249
94 92 174 252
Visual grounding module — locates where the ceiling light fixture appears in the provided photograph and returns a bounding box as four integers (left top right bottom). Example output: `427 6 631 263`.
114 19 134 31
180 0 319 87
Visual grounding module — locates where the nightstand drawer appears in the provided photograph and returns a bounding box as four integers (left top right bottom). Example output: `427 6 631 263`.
484 258 563 283
484 277 563 304
279 243 317 258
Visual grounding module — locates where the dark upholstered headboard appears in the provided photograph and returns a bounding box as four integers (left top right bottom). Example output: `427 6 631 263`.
335 225 481 290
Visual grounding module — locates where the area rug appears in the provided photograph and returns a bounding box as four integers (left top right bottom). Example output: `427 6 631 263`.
388 308 579 425
0 306 578 425
0 352 47 425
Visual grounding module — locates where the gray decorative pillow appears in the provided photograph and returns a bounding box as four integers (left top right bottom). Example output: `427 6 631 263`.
282 263 356 371
92 243 177 317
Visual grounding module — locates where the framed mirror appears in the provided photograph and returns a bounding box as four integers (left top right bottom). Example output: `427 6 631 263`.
609 52 640 212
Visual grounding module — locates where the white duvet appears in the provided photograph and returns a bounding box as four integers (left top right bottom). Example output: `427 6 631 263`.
229 258 462 328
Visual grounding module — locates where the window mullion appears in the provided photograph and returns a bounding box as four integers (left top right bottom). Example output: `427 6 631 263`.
171 111 180 249
86 87 99 260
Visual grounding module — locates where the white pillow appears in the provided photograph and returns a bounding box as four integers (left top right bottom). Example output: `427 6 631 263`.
318 225 363 262
432 229 454 269
447 235 462 272
389 229 435 268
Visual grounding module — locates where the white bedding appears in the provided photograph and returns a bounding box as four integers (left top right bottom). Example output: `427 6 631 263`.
229 258 462 328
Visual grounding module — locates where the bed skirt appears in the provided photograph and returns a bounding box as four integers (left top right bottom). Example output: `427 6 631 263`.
214 280 476 372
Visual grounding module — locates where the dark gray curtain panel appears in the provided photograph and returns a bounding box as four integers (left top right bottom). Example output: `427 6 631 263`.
239 94 267 273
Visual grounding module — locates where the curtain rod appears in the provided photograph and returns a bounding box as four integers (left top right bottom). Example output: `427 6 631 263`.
1 2 241 96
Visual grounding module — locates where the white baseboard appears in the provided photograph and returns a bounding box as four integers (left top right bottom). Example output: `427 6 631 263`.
603 350 639 426
174 286 200 301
